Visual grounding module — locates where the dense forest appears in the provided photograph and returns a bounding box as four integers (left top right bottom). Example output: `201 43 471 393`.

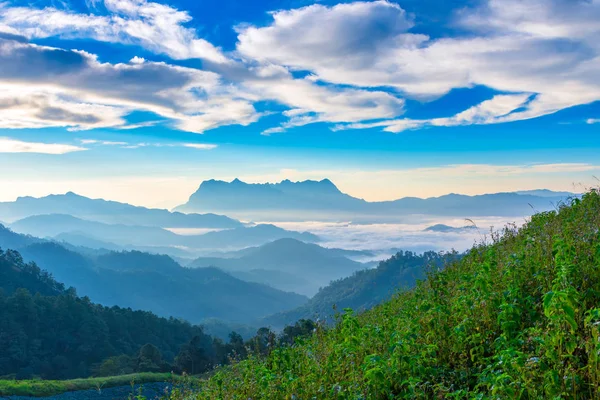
0 225 308 324
170 190 600 399
266 250 456 327
0 249 314 380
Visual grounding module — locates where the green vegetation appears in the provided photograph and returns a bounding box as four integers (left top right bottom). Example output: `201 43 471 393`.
0 228 309 324
0 246 319 390
265 250 454 327
0 372 175 397
0 249 230 379
170 190 600 399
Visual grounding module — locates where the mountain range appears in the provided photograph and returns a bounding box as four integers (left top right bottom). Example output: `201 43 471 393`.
188 238 368 296
0 224 307 324
9 214 319 256
176 179 575 222
264 250 456 328
0 192 243 228
424 224 478 233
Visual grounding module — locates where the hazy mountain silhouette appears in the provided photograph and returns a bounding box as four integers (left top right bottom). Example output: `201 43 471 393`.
264 250 455 328
175 179 574 221
189 238 366 296
175 178 364 214
10 215 319 253
0 192 243 228
424 224 477 233
514 189 575 198
0 225 307 323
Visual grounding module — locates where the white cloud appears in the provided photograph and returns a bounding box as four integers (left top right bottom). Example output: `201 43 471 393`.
241 65 405 131
0 0 599 134
182 143 218 150
0 0 227 63
0 37 259 132
587 118 600 124
237 0 600 128
261 127 285 136
0 137 87 154
336 93 534 132
130 56 146 64
80 139 128 145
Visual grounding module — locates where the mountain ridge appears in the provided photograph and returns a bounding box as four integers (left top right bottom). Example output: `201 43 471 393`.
0 192 244 228
0 224 308 324
175 178 576 220
189 238 367 296
9 215 319 255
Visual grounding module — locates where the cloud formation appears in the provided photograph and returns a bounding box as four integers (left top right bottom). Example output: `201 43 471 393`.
0 0 226 63
237 0 600 131
0 36 259 132
0 0 598 134
0 137 87 154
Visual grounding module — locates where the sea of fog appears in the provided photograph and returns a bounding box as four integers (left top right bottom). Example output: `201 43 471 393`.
169 214 530 262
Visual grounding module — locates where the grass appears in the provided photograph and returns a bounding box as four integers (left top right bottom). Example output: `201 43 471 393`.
165 189 600 399
0 372 176 397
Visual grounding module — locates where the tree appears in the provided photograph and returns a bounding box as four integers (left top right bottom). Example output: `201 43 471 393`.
136 344 163 373
280 319 316 346
175 336 211 375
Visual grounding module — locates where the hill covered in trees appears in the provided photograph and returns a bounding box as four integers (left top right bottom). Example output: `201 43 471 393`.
0 227 308 324
0 248 320 381
264 250 455 327
0 248 217 379
173 190 600 399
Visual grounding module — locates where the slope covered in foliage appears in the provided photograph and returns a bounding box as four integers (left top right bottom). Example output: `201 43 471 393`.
0 248 220 379
0 229 308 324
264 250 453 327
175 190 600 399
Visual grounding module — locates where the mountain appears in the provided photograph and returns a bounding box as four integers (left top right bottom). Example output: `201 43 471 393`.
0 248 65 297
188 224 319 250
189 238 366 296
0 191 243 228
216 242 375 260
175 179 574 221
0 247 220 380
264 250 452 327
178 190 600 399
424 224 477 233
9 215 319 254
515 189 576 197
0 226 308 324
175 178 364 216
11 214 181 247
0 223 42 249
53 231 124 251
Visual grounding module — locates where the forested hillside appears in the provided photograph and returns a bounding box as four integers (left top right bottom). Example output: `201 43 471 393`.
176 190 600 399
265 250 455 327
0 228 308 324
0 248 215 379
0 248 317 382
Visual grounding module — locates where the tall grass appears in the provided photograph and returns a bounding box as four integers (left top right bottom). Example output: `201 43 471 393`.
0 373 175 397
167 190 600 399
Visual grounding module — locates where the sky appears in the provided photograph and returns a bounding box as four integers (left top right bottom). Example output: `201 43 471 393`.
0 0 598 208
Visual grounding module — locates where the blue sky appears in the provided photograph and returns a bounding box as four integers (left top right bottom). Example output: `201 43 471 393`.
0 0 598 207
